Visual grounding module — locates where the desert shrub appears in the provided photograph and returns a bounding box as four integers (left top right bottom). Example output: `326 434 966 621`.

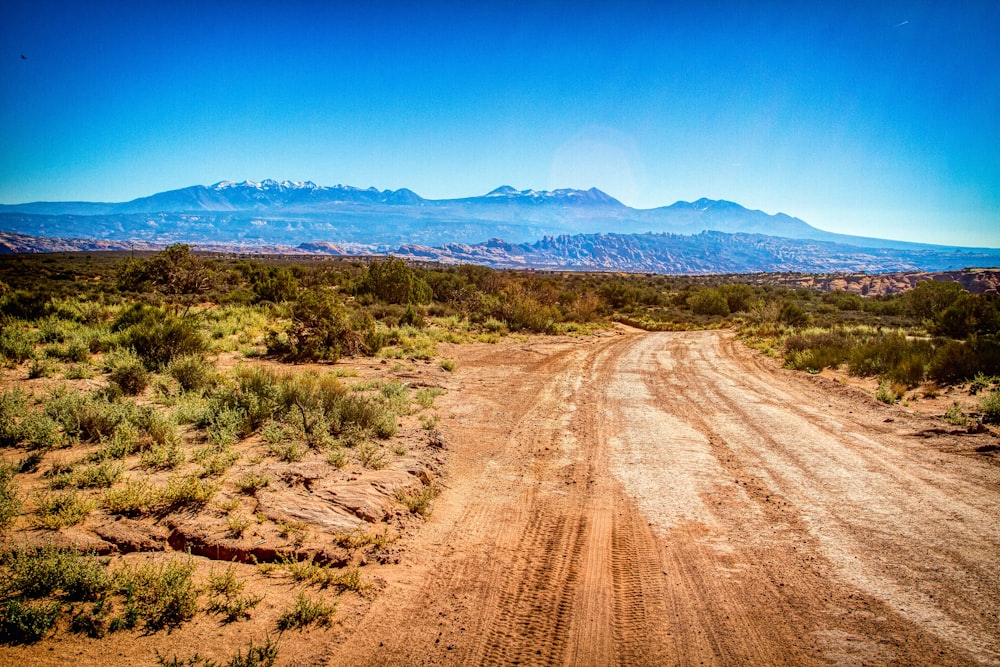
822 290 864 312
194 442 240 477
0 464 21 529
355 441 387 469
267 437 307 463
276 592 336 631
107 349 150 396
45 388 140 443
875 380 905 404
928 340 976 384
209 366 281 436
783 329 854 371
272 289 377 361
907 279 965 321
943 402 968 426
116 244 216 302
118 557 198 630
0 324 35 365
0 598 61 643
687 288 730 316
415 386 444 409
28 358 55 379
156 636 279 667
928 338 1000 384
779 302 809 326
251 266 299 304
111 302 161 332
140 440 185 470
0 388 28 447
357 257 432 305
61 461 123 489
0 289 49 320
226 512 252 538
127 315 208 370
396 484 438 517
206 566 264 622
160 474 217 509
1 545 109 601
981 389 1000 424
45 339 90 363
33 490 95 529
102 478 160 516
399 303 425 328
167 354 215 393
847 333 930 385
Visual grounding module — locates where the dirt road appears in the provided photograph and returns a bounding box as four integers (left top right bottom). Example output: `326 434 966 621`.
329 329 1000 666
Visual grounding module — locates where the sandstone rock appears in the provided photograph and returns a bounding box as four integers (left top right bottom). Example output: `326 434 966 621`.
94 518 168 553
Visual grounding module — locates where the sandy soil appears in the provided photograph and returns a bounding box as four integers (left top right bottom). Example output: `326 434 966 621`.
329 328 1000 666
4 328 999 665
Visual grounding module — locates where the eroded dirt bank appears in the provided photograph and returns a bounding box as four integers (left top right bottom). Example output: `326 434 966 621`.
330 329 1000 666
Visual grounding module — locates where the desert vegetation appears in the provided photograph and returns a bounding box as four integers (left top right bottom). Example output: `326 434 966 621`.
0 247 997 659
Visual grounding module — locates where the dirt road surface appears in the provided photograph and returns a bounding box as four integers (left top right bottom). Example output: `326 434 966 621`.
329 329 1000 666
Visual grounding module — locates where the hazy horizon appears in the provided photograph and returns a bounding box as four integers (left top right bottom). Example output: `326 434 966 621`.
2 1 998 247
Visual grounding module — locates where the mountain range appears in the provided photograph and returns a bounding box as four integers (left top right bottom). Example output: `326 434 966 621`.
2 179 998 274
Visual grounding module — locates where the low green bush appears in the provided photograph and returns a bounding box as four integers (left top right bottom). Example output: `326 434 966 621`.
981 389 1000 424
276 591 336 631
0 464 21 529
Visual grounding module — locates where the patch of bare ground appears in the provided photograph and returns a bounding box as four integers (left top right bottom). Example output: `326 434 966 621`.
4 328 999 665
327 327 999 666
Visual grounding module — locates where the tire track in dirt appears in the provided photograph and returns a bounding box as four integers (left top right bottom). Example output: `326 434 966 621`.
328 329 1000 666
618 330 1000 665
328 332 675 666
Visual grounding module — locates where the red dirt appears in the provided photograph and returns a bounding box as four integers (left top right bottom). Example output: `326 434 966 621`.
330 328 1000 666
4 328 999 665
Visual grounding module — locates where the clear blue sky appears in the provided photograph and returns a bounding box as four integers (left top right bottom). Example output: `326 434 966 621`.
2 1 998 246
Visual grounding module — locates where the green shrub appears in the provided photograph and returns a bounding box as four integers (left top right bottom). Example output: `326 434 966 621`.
28 358 54 379
127 315 208 370
66 461 123 489
925 337 1000 385
107 349 150 396
118 557 198 630
687 288 730 316
46 340 90 363
779 302 809 326
0 388 28 446
0 463 21 529
276 592 336 631
272 290 375 361
45 388 140 443
358 257 432 305
103 478 160 516
875 380 905 404
206 566 264 623
225 636 279 667
167 354 215 393
33 490 95 529
161 474 217 509
140 440 185 470
415 387 444 409
0 325 36 365
396 484 438 517
0 391 65 451
2 545 109 601
0 598 61 643
981 389 1000 424
943 403 968 426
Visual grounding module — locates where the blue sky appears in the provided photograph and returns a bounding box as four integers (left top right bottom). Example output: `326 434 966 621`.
2 1 998 247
